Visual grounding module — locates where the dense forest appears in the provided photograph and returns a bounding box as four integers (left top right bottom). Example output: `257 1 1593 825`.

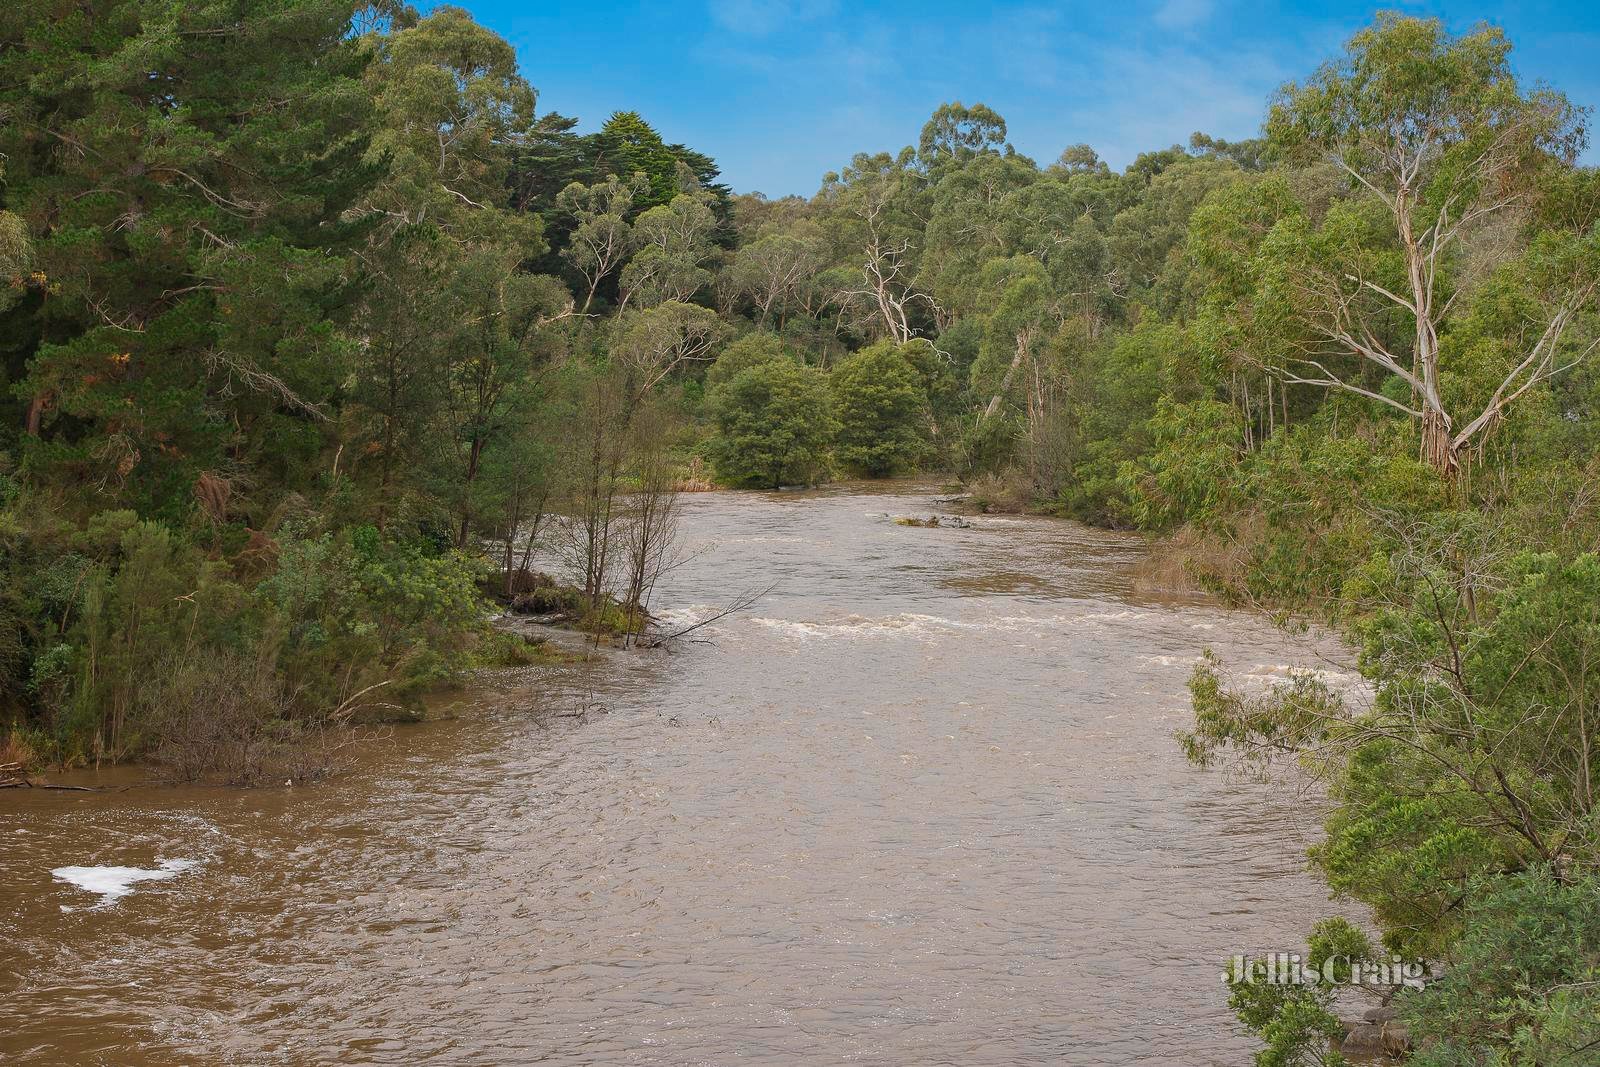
6 3 1600 1062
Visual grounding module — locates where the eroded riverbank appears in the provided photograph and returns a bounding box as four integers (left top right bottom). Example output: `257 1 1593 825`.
2 483 1359 1065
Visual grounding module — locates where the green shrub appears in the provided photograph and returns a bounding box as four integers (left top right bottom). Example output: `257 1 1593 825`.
1404 869 1600 1066
706 359 836 488
831 341 933 477
257 525 491 715
1119 397 1245 531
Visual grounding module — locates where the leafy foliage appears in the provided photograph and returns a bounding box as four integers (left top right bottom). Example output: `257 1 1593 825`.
1402 868 1600 1066
6 21 1600 1067
707 359 836 489
830 342 933 476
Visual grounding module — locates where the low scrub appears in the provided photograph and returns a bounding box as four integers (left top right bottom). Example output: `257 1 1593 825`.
2 496 495 774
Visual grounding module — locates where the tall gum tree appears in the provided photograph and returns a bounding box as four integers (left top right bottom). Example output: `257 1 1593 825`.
818 150 931 344
556 173 647 314
353 5 556 530
1266 14 1598 477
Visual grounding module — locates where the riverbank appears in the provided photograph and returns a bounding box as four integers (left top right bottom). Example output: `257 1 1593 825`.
4 483 1363 1065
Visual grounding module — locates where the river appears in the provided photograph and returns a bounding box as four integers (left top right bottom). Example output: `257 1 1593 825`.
1 483 1358 1065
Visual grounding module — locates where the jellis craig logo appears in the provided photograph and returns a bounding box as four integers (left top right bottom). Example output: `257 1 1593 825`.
1224 952 1427 988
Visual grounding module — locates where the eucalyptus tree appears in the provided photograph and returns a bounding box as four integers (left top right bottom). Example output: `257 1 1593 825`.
724 226 830 328
361 5 535 232
1052 143 1110 176
555 173 649 314
613 300 730 400
818 150 932 343
439 247 570 547
1187 131 1269 172
353 6 552 526
351 5 574 542
1266 13 1596 476
916 102 1011 174
918 151 1040 322
1183 171 1313 444
618 189 718 309
969 257 1057 427
1105 156 1245 305
999 175 1118 331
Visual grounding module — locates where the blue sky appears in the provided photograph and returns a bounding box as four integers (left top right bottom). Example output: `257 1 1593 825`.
458 1 1600 197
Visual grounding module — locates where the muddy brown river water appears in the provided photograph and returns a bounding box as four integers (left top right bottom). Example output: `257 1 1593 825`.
2 483 1359 1066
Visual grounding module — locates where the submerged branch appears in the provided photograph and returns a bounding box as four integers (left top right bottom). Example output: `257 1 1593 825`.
636 584 776 648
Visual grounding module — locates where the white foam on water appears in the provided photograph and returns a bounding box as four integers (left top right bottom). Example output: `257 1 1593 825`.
53 858 197 910
1070 609 1153 623
653 604 724 626
712 535 821 546
748 612 977 642
745 607 1169 644
1141 653 1205 668
1243 662 1360 686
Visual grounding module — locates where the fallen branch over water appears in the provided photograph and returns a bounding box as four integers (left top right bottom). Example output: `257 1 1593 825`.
1 759 105 791
0 781 101 792
637 584 775 648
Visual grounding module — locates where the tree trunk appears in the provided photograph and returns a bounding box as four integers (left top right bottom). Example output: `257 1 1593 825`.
502 489 522 596
1422 408 1457 477
980 330 1030 425
25 392 49 436
456 436 484 548
515 499 546 581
